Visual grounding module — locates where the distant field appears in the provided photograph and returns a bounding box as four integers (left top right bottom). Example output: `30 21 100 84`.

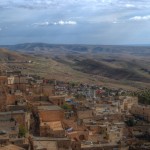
0 43 150 90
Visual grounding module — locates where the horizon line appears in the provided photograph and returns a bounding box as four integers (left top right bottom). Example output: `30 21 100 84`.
0 42 150 47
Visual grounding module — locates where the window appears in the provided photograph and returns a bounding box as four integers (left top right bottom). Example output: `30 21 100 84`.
11 127 16 130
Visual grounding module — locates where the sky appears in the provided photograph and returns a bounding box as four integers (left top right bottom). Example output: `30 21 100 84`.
0 0 150 45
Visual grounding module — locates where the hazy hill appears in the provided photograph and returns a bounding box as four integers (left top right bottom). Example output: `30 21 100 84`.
0 43 150 90
0 48 27 61
1 43 150 56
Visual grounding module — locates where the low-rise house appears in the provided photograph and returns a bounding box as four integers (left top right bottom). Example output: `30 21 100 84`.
77 110 94 125
33 140 58 150
0 76 7 85
107 125 123 143
30 136 71 150
38 105 64 122
0 144 25 150
40 121 65 138
0 86 7 111
49 95 65 107
0 118 19 141
81 143 124 150
7 76 28 92
37 105 65 137
8 76 28 85
119 96 138 112
0 114 28 148
0 110 30 130
67 131 89 142
130 104 150 122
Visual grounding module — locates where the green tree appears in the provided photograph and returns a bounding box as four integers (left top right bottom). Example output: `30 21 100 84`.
62 103 72 111
138 89 150 105
125 118 137 127
19 125 27 137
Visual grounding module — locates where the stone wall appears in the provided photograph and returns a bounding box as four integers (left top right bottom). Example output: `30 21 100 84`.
39 110 64 122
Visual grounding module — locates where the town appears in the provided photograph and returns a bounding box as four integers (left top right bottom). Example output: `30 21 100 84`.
0 70 149 150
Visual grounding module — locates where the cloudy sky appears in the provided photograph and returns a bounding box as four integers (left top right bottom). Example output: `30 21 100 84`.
0 0 150 45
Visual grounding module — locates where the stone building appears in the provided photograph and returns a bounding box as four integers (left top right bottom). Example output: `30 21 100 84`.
49 96 65 107
7 76 28 92
0 144 25 150
37 105 65 137
0 76 7 85
130 104 150 122
30 136 71 150
119 96 138 112
0 110 30 130
0 86 7 111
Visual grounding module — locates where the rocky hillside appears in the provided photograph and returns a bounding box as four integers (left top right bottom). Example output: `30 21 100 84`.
0 44 150 89
0 48 27 61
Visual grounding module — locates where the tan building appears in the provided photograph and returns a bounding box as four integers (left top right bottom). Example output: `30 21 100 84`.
130 104 150 122
0 119 19 141
0 86 7 110
38 105 64 122
40 121 65 137
43 86 54 96
0 115 27 148
30 85 54 96
119 96 138 112
8 76 28 85
107 126 123 143
0 111 30 130
67 131 89 142
30 136 71 150
37 105 65 137
6 94 16 105
77 110 94 122
0 144 25 150
0 76 7 85
49 96 65 107
7 76 28 91
33 139 58 150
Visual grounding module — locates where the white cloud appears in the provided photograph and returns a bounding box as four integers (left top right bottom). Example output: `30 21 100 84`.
112 21 117 24
129 15 150 21
33 20 77 27
125 4 135 8
33 21 49 26
1 0 150 14
0 0 145 9
53 20 77 25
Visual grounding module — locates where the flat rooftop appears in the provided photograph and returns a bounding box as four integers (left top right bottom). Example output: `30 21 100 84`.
33 136 69 141
49 95 65 98
34 141 58 150
0 144 25 150
0 110 25 115
38 105 62 111
81 143 118 149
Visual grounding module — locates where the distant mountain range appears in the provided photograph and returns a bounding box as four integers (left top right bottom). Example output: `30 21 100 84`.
0 43 150 90
1 43 150 56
